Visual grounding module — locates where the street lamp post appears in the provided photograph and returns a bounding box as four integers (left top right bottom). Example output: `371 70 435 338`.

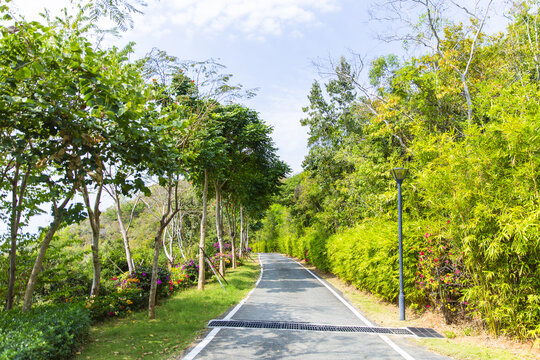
391 167 408 321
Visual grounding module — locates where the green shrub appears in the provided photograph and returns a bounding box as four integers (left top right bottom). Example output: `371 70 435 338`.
302 226 329 271
0 303 90 360
83 290 147 323
326 218 425 306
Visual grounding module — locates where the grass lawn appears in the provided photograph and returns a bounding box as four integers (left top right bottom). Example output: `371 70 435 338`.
77 259 260 360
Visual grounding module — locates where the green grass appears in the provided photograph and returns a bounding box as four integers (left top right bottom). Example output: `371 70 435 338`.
416 339 535 360
77 261 260 360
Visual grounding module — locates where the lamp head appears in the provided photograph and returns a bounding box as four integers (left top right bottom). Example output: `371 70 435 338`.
391 167 409 184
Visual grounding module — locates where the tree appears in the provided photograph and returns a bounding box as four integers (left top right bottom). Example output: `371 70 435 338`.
0 6 155 309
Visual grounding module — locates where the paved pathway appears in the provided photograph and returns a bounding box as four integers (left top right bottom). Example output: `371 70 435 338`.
182 253 452 359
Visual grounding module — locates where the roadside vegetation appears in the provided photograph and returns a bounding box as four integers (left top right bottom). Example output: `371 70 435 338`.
0 1 286 358
252 0 539 346
77 260 260 360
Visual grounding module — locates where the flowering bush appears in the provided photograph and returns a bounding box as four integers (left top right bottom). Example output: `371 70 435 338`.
178 258 199 284
211 252 232 268
113 265 171 299
169 266 190 292
211 242 232 255
414 222 470 324
84 291 146 322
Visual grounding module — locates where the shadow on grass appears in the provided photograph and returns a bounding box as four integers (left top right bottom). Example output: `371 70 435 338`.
76 261 260 360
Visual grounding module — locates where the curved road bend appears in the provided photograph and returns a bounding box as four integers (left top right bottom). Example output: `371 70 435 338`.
182 253 452 360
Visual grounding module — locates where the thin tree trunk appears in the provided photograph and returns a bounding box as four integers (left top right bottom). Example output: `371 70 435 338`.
114 193 135 273
82 183 104 297
225 203 237 269
214 181 225 275
22 192 72 311
148 226 164 319
6 163 29 310
148 180 179 319
246 216 249 251
239 206 245 258
198 170 208 291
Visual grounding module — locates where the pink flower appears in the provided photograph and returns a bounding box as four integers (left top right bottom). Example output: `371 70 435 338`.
426 305 431 308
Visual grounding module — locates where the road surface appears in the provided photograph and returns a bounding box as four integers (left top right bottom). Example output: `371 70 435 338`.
182 253 452 360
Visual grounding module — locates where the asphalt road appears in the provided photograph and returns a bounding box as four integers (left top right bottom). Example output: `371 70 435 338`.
182 253 453 360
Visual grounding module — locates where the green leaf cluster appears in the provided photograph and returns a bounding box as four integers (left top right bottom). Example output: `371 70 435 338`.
0 303 90 360
253 3 540 340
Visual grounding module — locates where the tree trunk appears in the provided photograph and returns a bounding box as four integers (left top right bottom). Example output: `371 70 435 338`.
82 183 103 297
22 212 63 311
6 163 28 310
246 217 249 250
214 181 225 276
114 193 135 273
239 206 245 259
148 180 179 319
225 203 237 269
198 170 208 291
148 226 164 319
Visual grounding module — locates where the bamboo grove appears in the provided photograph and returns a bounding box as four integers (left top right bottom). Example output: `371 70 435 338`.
252 1 539 340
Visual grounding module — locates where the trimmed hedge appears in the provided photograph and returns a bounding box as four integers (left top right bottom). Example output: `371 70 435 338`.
326 218 425 306
0 304 90 360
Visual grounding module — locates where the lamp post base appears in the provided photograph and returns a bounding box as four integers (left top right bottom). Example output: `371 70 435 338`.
399 294 405 321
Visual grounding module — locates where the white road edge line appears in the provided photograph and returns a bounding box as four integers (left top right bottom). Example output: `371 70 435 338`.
292 259 416 360
181 254 264 360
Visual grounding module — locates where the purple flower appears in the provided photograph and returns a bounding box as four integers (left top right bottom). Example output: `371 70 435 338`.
142 272 146 276
157 279 162 285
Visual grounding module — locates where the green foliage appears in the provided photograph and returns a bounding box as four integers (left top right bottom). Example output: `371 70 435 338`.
84 291 146 323
0 303 90 360
77 261 260 360
254 5 540 340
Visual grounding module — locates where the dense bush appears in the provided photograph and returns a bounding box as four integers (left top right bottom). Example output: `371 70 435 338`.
0 304 90 360
84 290 147 323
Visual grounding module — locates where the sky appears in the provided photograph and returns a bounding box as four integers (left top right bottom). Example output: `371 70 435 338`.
8 0 402 174
3 0 509 233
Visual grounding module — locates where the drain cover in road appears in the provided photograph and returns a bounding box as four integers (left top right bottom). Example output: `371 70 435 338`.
208 320 444 338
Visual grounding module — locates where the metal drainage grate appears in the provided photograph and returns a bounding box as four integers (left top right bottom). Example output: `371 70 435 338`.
406 327 445 338
207 320 443 338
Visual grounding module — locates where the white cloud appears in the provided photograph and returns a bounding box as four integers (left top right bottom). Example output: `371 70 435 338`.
137 0 340 40
254 87 310 174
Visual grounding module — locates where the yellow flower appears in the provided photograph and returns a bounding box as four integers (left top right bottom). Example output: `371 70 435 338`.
126 300 133 305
